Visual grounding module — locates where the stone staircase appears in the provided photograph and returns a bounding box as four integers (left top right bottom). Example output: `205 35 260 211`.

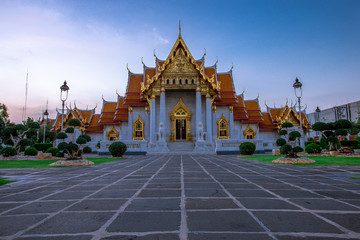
167 142 195 153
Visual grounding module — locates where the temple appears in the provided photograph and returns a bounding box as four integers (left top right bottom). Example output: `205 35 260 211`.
51 27 311 154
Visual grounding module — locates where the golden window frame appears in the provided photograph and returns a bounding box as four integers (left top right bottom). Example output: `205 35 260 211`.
133 116 145 140
217 114 229 139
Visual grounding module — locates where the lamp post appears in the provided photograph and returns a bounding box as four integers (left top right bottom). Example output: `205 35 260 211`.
315 106 321 137
293 78 303 147
60 81 69 132
43 109 49 143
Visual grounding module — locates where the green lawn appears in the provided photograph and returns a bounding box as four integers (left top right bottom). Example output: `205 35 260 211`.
0 157 125 169
0 177 16 185
240 155 360 166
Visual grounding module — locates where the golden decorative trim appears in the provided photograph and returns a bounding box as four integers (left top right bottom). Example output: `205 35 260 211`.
217 114 229 139
132 115 145 140
169 98 192 142
106 126 119 141
243 125 256 139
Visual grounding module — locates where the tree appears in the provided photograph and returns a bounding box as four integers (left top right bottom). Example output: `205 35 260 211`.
312 119 352 151
2 120 40 154
66 118 82 142
277 122 302 158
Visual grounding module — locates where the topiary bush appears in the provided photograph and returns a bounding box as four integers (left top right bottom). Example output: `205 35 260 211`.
56 132 67 140
33 143 53 152
65 127 74 133
339 147 354 154
109 142 127 157
1 147 16 157
355 136 360 144
46 147 59 156
24 147 38 156
341 140 358 148
79 134 91 142
68 118 81 127
280 144 292 155
55 151 64 158
57 142 68 151
293 146 304 153
76 137 87 145
83 146 92 154
276 138 286 147
305 141 320 146
239 142 256 155
305 143 321 154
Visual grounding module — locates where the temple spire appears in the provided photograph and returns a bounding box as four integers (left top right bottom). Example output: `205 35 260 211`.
179 20 181 37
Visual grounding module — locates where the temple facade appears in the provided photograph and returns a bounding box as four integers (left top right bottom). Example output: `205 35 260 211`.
51 29 311 154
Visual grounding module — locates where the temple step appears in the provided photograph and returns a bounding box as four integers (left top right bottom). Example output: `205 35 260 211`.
167 142 195 152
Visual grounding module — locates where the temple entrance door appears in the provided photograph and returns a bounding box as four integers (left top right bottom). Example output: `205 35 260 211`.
175 119 187 140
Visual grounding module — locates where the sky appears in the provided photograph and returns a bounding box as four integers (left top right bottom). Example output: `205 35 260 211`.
0 0 359 123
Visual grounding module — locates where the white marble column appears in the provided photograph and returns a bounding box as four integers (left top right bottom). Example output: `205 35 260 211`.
206 95 212 142
128 107 133 140
160 91 166 128
149 95 156 145
196 89 202 139
229 106 234 139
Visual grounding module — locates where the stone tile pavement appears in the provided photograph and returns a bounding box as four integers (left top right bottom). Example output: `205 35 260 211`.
0 154 360 240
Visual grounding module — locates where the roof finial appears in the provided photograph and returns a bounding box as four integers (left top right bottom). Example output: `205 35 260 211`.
257 92 259 100
286 98 288 107
74 100 77 109
141 57 145 67
116 89 120 97
215 56 218 67
231 62 234 72
86 105 88 110
93 103 97 110
102 95 105 101
126 63 129 73
179 20 181 37
203 48 206 58
153 49 156 57
242 88 245 96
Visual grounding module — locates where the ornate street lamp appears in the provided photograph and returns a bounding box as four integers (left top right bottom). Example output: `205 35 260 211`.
315 106 321 137
60 81 69 132
43 109 49 143
293 78 303 147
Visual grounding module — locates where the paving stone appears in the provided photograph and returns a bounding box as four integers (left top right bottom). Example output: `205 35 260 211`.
26 212 113 234
107 212 180 232
68 199 128 211
319 213 360 233
0 214 48 236
276 236 353 240
270 189 325 198
188 233 273 240
238 198 300 210
253 211 344 233
125 198 180 211
257 183 298 190
228 189 275 198
186 198 239 209
185 189 228 197
289 198 360 211
4 200 76 215
0 192 50 202
185 182 221 188
43 191 93 200
89 190 138 199
138 189 181 197
187 210 264 232
0 202 21 212
100 234 179 239
314 190 360 199
146 183 181 189
15 235 92 240
221 183 260 189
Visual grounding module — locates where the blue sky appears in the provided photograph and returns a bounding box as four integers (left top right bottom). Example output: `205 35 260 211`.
0 0 359 123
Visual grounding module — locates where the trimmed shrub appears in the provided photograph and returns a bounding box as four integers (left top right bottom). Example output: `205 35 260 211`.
289 131 301 141
96 141 100 149
76 137 87 145
278 129 287 136
56 132 67 139
305 143 321 154
276 138 286 147
33 143 53 152
79 134 91 142
281 122 293 128
65 127 74 133
280 144 292 155
109 142 127 157
19 138 33 147
320 137 328 149
1 147 16 156
0 145 3 151
355 136 360 144
68 118 81 127
293 146 304 153
57 142 68 151
305 141 320 146
341 140 358 148
83 146 92 153
24 147 38 156
309 137 314 142
239 142 256 155
65 143 79 154
335 129 348 136
55 151 64 158
46 147 59 156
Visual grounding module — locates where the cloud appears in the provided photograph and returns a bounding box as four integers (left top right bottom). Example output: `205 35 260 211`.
0 2 170 123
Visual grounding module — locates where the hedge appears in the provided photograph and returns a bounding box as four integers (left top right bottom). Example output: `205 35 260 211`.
33 143 53 152
239 142 256 155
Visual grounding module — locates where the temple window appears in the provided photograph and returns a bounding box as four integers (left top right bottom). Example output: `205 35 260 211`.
243 125 256 139
217 115 229 139
106 127 119 141
133 116 145 140
192 79 194 84
173 79 175 84
167 79 169 84
179 79 182 84
185 79 188 84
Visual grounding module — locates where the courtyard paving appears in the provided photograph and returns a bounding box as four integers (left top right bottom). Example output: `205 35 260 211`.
0 154 360 240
